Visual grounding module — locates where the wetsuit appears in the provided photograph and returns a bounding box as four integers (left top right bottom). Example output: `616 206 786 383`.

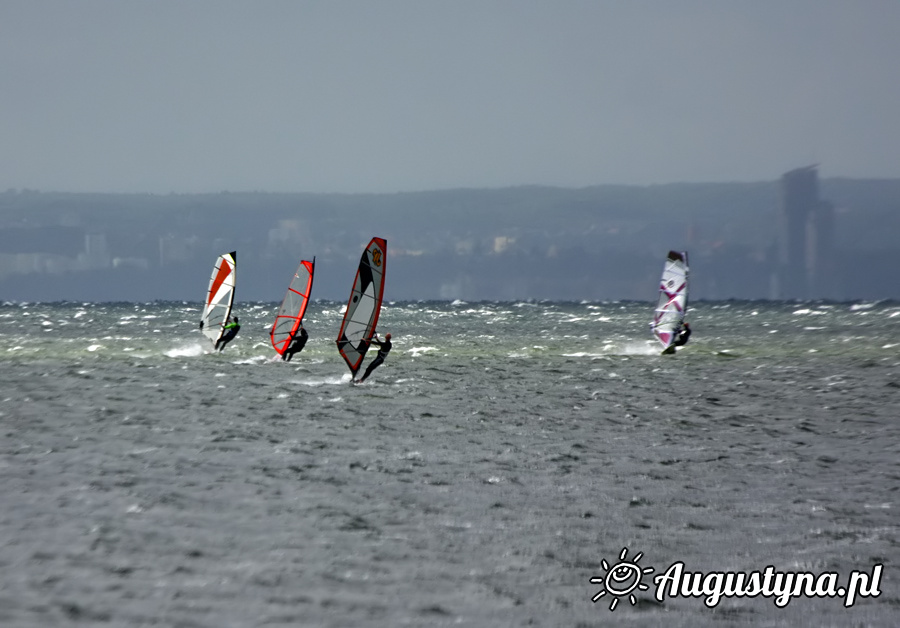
216 319 240 351
359 336 392 382
283 327 308 362
673 325 691 347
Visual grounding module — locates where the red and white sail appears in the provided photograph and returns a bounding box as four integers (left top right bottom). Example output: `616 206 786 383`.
270 258 315 355
200 251 237 346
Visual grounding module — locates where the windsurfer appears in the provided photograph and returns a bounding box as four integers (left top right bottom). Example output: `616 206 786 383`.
673 322 691 347
282 325 309 362
216 316 241 352
357 333 392 382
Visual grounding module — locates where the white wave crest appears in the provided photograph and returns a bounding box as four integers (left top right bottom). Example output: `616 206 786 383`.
165 344 205 357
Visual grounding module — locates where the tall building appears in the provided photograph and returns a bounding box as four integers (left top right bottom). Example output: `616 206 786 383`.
807 200 837 299
778 166 817 298
776 166 836 299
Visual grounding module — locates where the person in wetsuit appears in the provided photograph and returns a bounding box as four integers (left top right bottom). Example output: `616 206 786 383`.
673 321 691 347
282 325 308 362
357 332 392 382
215 316 240 352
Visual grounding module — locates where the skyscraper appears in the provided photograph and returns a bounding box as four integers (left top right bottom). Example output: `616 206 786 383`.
776 166 836 299
777 166 818 298
807 199 836 299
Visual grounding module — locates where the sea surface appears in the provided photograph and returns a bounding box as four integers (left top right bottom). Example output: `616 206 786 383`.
0 300 898 627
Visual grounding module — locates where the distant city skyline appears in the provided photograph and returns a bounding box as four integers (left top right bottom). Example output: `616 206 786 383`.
1 176 898 302
2 1 900 195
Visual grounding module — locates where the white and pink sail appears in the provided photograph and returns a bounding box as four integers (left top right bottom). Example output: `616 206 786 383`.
651 251 689 351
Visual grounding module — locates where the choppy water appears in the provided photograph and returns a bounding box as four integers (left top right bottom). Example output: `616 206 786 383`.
1 300 898 627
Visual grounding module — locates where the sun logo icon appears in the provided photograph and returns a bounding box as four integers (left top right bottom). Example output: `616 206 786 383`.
590 547 654 611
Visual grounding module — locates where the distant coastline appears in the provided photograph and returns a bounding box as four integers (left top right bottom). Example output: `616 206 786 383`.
1 178 898 302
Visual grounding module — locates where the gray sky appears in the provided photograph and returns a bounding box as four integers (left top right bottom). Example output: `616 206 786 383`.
2 1 899 194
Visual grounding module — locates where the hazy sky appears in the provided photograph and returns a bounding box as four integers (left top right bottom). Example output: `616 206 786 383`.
2 1 899 194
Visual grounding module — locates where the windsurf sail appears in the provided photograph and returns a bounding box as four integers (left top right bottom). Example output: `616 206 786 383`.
650 250 689 351
270 257 315 355
336 238 387 376
199 251 237 346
